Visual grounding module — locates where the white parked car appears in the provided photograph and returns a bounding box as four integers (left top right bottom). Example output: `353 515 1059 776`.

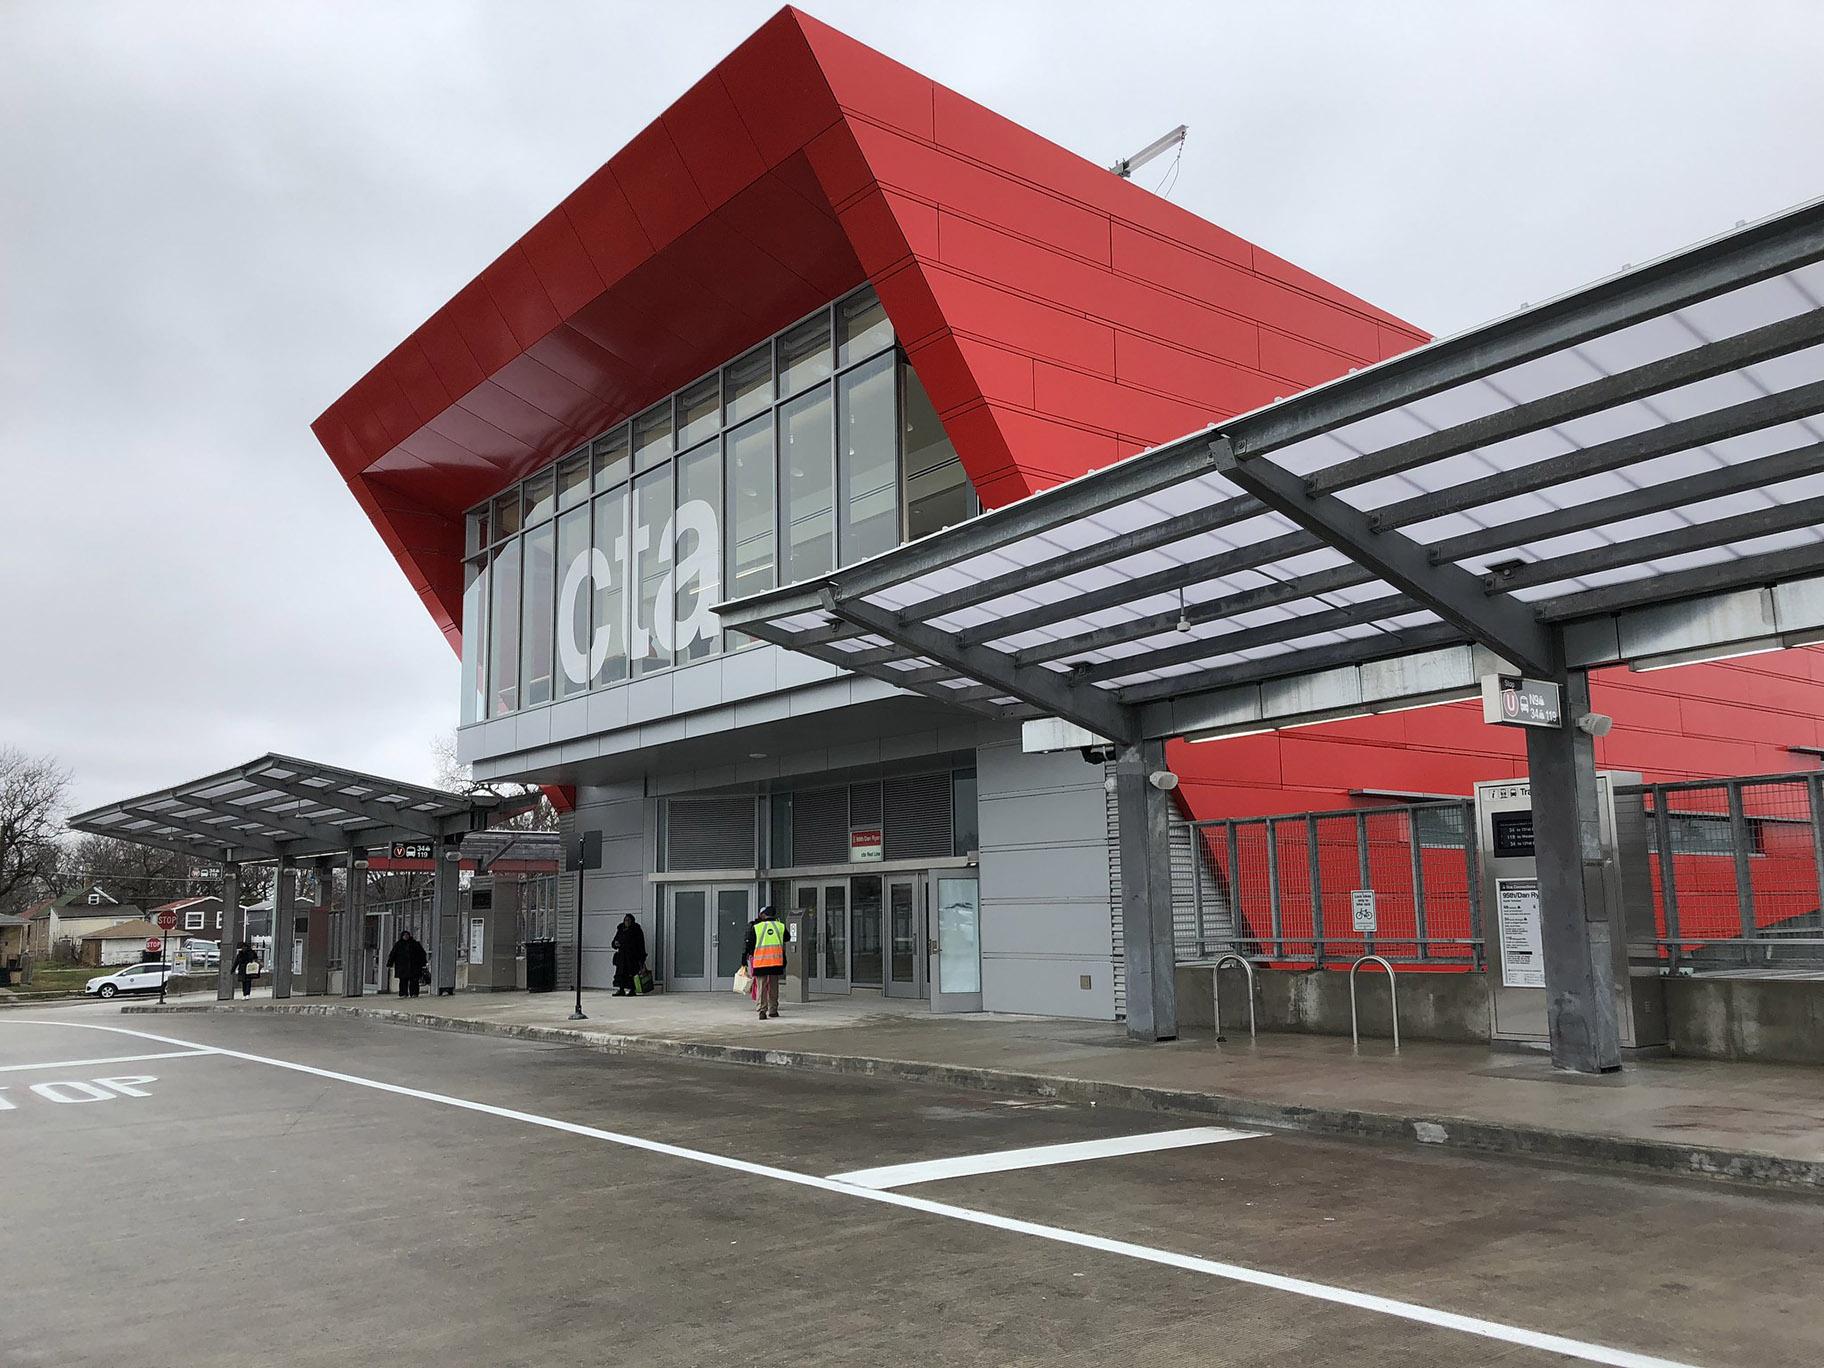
85 963 180 999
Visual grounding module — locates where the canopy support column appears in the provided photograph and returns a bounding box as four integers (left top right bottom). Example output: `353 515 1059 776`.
343 847 366 998
1525 669 1622 1073
304 856 333 995
215 860 241 1002
272 858 295 1000
434 837 462 996
1116 739 1177 1041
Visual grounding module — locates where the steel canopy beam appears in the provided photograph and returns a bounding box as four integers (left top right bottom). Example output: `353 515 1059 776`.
1308 306 1824 496
1220 199 1824 459
1212 438 1558 676
1370 377 1824 531
1536 541 1824 621
833 594 1138 742
241 769 456 838
165 793 357 849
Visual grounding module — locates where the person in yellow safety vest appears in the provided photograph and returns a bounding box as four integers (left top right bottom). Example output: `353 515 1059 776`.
742 904 788 1021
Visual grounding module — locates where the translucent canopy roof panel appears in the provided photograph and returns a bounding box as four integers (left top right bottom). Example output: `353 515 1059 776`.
716 199 1824 742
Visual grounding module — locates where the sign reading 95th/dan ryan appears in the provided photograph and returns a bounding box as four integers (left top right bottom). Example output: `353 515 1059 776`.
1481 674 1563 729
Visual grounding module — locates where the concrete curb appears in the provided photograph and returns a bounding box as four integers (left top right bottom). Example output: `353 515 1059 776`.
124 1000 1824 1195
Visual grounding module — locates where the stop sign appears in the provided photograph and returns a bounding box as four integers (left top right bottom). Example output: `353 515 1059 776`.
146 937 162 954
155 910 177 931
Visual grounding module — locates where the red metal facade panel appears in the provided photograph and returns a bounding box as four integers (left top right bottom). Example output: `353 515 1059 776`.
314 4 1824 821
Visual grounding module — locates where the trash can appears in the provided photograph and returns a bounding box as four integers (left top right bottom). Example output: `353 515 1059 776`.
525 938 558 993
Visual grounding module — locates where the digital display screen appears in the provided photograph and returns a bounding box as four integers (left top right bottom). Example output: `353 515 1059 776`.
1492 811 1536 858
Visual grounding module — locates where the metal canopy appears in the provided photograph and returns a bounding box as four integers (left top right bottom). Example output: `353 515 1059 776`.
718 199 1824 743
68 754 531 865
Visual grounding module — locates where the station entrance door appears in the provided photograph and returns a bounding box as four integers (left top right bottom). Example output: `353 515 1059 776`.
665 884 751 993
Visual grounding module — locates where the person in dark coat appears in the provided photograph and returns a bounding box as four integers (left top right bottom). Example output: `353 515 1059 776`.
385 929 428 998
610 914 646 996
232 941 258 998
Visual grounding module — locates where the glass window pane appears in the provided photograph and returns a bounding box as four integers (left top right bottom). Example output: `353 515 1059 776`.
936 878 981 994
836 286 892 366
715 889 749 979
631 464 674 676
823 883 847 980
778 313 832 397
890 881 917 985
769 792 792 868
524 472 556 527
592 487 629 687
837 352 898 564
492 490 522 539
519 520 556 708
677 376 719 448
724 344 772 425
460 555 489 725
487 540 521 715
633 402 672 472
779 383 834 583
850 875 882 986
673 439 722 664
465 510 488 556
593 426 630 490
725 415 775 644
672 891 705 978
555 505 592 699
952 768 978 856
557 451 590 509
902 362 973 540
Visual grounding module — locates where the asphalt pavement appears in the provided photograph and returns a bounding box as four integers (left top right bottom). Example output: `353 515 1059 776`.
1 1001 1817 1367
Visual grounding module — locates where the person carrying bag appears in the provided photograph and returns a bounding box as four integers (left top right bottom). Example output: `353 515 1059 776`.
741 904 787 1022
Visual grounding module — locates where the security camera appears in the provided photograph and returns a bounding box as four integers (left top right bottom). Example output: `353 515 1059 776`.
1147 770 1180 791
1103 775 1119 794
1574 712 1614 737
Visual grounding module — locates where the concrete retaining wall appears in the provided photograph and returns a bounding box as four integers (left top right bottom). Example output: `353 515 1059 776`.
1175 964 1491 1045
1665 976 1824 1064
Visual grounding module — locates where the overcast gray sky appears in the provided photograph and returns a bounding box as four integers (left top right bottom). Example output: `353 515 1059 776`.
5 0 1823 815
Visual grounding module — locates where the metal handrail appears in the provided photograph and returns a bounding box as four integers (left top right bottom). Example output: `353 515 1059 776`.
1211 953 1256 1043
1349 954 1399 1051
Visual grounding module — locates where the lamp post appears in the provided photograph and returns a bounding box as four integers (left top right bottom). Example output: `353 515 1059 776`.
569 829 602 1021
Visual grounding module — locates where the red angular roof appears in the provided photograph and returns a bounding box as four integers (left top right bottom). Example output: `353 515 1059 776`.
313 5 1425 655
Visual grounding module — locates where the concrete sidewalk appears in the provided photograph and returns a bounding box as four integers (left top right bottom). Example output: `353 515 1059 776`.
126 988 1824 1193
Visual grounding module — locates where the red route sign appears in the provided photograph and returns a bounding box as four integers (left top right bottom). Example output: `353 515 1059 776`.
155 910 178 931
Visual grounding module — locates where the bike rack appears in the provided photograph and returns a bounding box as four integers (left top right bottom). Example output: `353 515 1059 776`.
1211 953 1256 1042
1349 954 1399 1051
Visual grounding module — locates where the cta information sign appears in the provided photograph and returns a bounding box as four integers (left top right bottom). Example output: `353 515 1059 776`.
1495 876 1545 988
849 828 883 863
1481 674 1563 729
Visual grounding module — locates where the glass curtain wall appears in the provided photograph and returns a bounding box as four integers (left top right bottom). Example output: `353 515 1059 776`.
459 284 976 723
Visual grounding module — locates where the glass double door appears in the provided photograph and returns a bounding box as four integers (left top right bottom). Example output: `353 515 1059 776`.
796 874 940 1001
667 884 751 992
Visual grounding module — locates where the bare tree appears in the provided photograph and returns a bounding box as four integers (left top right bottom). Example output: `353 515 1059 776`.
432 730 557 833
58 832 272 911
0 748 69 914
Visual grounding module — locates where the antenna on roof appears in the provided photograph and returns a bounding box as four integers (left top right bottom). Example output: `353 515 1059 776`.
1110 124 1187 180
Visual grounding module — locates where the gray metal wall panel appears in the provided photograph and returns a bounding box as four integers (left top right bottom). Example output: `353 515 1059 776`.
975 740 1118 1021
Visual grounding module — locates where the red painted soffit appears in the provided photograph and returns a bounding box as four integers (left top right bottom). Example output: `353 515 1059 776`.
312 5 1428 655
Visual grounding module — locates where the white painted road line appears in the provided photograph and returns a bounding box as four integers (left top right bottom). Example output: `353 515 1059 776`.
830 1125 1263 1189
0 1049 213 1074
12 1019 1704 1368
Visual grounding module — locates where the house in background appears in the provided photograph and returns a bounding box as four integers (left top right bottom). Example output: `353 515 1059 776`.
0 914 29 971
22 885 144 958
147 896 252 939
76 919 192 967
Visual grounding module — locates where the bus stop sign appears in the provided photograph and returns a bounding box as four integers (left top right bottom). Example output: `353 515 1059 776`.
1481 674 1562 729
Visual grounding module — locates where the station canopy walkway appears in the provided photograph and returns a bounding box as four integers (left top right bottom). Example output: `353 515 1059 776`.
718 199 1824 1071
68 754 540 1002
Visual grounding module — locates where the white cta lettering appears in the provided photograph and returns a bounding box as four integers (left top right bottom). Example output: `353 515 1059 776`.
561 499 721 677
